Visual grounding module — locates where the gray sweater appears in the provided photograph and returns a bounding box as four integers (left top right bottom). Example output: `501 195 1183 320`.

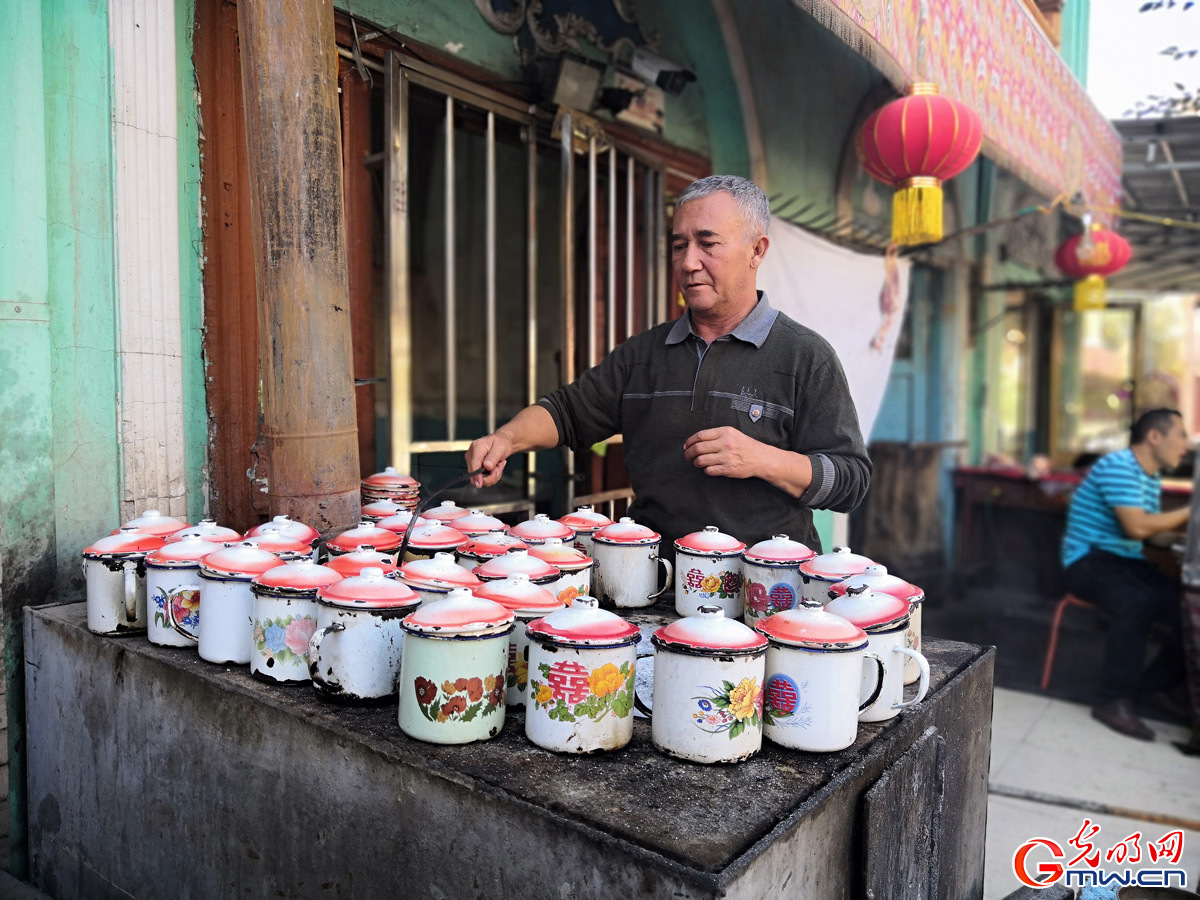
539 294 871 555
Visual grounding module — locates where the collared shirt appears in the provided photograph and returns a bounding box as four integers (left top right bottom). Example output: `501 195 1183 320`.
1062 448 1162 568
538 292 870 554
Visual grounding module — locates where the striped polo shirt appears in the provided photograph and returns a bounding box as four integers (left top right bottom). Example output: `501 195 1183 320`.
1061 448 1161 568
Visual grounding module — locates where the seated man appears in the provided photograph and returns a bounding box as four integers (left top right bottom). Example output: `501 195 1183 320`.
1061 408 1192 740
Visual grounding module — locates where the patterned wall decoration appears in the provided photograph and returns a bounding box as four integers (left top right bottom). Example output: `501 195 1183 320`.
795 0 1121 210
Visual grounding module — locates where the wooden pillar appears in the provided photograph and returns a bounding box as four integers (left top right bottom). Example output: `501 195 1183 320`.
236 0 360 532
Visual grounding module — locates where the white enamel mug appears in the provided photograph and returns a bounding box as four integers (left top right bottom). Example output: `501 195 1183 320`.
146 569 202 647
82 527 164 636
591 518 672 610
249 559 342 684
741 534 815 626
196 543 285 665
857 623 930 724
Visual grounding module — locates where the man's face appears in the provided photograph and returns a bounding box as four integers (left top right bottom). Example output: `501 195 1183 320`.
1150 415 1190 471
670 192 766 319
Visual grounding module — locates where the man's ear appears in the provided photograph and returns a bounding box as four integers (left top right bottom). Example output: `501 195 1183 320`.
749 234 770 269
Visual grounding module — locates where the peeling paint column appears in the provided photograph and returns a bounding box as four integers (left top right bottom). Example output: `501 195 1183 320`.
237 0 361 532
0 1 56 877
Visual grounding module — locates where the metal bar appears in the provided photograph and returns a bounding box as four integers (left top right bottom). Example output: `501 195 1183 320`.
588 134 597 370
561 112 576 512
607 147 617 353
526 126 538 503
1158 140 1194 209
472 500 536 517
625 155 634 343
644 166 655 331
384 53 412 473
335 45 385 73
1122 159 1200 174
655 168 667 325
407 440 478 453
486 111 496 435
574 487 636 506
444 94 456 441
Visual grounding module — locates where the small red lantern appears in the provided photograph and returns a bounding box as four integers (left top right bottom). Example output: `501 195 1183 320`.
1054 221 1132 312
857 83 983 245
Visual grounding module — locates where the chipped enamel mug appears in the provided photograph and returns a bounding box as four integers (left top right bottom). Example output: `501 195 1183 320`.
556 505 613 557
673 526 747 618
827 564 925 685
590 518 672 609
249 559 342 684
472 573 564 706
82 527 165 636
196 542 285 664
741 534 816 626
144 535 213 648
797 546 875 606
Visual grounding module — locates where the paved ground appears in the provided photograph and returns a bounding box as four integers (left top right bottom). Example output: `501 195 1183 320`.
924 580 1200 898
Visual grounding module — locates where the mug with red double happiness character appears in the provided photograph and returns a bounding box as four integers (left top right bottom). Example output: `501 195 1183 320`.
674 526 746 618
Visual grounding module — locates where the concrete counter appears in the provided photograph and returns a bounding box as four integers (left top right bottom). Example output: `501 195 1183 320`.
26 602 993 899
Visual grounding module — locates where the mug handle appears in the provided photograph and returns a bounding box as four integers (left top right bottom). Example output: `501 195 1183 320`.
307 622 345 689
122 561 139 623
646 554 673 601
166 585 202 642
633 687 653 720
858 652 886 713
890 647 930 710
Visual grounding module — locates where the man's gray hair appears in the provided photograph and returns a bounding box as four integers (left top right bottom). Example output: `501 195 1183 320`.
676 175 770 239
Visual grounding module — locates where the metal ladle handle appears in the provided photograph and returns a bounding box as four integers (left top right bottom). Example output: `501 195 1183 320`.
394 467 486 563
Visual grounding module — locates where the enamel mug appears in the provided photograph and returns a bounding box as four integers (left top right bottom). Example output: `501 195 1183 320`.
825 586 929 724
754 607 885 752
528 538 593 605
447 510 509 538
145 535 213 647
557 506 613 557
250 559 342 683
798 546 875 606
508 514 576 548
324 546 398 579
308 568 420 702
647 607 768 764
827 565 926 685
473 573 564 705
741 534 816 626
325 521 402 560
239 526 311 562
398 588 513 745
399 522 469 563
524 597 640 754
472 549 560 591
396 552 481 605
82 527 165 635
196 543 285 664
590 518 672 609
673 526 747 618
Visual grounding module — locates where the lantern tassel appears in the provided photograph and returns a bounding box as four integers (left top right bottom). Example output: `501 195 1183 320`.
892 177 943 245
1073 274 1107 312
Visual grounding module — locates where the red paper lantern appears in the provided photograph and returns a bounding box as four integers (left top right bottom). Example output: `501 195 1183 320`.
857 83 983 245
1054 223 1132 311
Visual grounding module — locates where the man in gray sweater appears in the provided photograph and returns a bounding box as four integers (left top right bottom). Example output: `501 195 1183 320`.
466 175 870 555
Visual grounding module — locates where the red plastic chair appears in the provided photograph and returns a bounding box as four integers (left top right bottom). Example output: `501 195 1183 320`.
1040 593 1098 691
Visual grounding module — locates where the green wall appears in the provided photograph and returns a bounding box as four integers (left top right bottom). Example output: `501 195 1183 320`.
1060 0 1090 86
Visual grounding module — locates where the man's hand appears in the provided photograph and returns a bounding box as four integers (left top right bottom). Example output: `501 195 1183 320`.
683 427 766 479
465 432 513 488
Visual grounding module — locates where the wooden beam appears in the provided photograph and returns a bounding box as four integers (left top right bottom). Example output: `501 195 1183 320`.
237 0 360 533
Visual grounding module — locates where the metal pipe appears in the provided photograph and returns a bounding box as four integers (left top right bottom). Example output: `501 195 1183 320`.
444 95 456 441
526 127 538 501
237 0 360 532
588 135 597 369
643 167 654 331
607 147 617 353
626 155 634 343
486 111 496 435
562 114 576 511
385 53 411 473
655 169 667 324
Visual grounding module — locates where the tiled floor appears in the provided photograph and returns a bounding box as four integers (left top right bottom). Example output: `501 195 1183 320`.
983 687 1200 899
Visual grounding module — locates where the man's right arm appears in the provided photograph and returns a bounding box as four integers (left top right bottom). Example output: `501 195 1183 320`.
466 405 560 488
1114 505 1191 541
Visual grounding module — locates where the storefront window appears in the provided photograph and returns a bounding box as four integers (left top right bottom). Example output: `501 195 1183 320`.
992 304 1033 462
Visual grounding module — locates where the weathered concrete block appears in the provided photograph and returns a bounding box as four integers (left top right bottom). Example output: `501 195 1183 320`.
26 603 993 899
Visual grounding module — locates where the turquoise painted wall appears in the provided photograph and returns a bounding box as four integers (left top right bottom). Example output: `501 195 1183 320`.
42 0 122 592
1060 0 1090 86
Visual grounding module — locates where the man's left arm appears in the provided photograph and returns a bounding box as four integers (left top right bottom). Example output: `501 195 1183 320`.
682 358 871 512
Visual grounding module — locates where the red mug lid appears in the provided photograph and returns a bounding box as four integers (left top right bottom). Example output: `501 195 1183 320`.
404 522 468 549
246 516 320 545
252 558 342 591
557 505 614 532
421 500 470 522
743 534 817 565
397 552 481 589
169 519 242 543
458 531 529 558
826 564 923 604
376 512 429 535
317 567 420 610
673 525 746 555
85 526 166 558
823 585 910 631
402 588 513 635
592 517 660 545
799 546 875 579
113 509 189 537
327 521 402 553
242 526 311 557
472 549 559 581
525 596 640 646
325 548 398 578
361 498 407 519
653 606 767 653
146 534 214 566
509 514 575 543
754 606 868 650
448 510 509 536
473 573 564 614
528 538 591 568
199 542 285 578
362 467 419 489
